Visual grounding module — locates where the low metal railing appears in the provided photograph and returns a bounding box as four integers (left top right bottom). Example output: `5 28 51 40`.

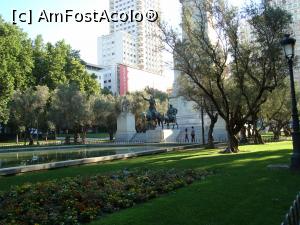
281 192 300 225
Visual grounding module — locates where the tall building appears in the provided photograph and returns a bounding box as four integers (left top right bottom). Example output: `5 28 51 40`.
98 0 163 75
267 0 300 80
98 31 137 68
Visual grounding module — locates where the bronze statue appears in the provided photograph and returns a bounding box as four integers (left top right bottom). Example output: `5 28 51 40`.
166 104 178 121
142 95 157 120
141 95 179 130
165 104 178 129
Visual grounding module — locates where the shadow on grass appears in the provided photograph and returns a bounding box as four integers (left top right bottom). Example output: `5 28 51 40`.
0 145 292 190
87 148 299 225
0 142 298 225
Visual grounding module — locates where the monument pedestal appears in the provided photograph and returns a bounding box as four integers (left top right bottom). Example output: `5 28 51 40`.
145 129 182 143
115 112 136 142
145 129 163 143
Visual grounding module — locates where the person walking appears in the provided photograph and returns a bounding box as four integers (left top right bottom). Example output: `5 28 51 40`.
185 128 189 142
191 126 195 143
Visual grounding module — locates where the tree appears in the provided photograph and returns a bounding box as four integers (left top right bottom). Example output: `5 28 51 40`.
10 86 50 145
101 87 113 95
50 83 92 144
32 35 48 86
178 76 218 148
0 17 34 123
161 0 291 152
93 94 120 141
144 87 169 102
259 80 294 140
32 38 100 95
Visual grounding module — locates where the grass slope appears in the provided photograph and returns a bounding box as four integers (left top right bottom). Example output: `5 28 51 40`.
0 142 298 225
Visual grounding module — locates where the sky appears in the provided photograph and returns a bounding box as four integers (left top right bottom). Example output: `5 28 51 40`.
0 0 250 81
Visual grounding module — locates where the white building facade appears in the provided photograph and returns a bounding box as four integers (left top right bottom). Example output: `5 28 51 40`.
100 64 168 95
97 31 138 68
85 63 103 85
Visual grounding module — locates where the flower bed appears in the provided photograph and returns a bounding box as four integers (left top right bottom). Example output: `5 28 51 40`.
0 168 213 225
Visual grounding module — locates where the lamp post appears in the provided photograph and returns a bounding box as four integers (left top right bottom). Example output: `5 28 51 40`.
281 34 300 170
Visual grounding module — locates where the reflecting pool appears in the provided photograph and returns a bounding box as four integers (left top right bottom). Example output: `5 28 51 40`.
0 145 166 168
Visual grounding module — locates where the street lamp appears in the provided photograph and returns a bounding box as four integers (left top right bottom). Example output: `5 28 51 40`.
280 34 300 170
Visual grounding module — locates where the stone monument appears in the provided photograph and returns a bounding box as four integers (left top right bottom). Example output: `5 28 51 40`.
115 96 136 142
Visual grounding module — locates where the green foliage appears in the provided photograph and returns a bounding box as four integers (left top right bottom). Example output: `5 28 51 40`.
10 86 50 131
50 83 92 132
93 94 119 140
128 88 168 116
101 87 113 95
32 38 100 95
0 15 99 127
259 79 296 138
145 87 168 102
0 17 34 123
163 0 292 151
0 168 209 225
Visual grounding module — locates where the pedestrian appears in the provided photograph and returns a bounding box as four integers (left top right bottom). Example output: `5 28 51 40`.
191 126 195 143
185 128 189 142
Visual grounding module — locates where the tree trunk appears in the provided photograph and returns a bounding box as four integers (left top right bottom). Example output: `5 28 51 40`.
283 126 291 136
207 123 214 148
36 121 39 145
74 132 79 144
109 129 114 141
224 123 239 153
81 127 87 144
24 128 27 146
0 123 3 134
227 133 239 153
239 126 248 144
246 124 252 138
253 130 264 144
252 122 264 145
29 135 34 146
26 128 34 146
207 114 218 148
65 129 70 145
273 130 280 141
16 133 19 144
257 132 264 144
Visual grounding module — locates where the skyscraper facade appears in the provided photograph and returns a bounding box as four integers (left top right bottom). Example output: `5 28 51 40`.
98 0 163 75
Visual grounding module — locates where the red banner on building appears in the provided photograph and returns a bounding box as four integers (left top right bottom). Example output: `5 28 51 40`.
119 64 128 96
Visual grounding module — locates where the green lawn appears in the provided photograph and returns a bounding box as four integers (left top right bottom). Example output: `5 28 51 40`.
261 132 274 137
0 140 62 147
57 133 109 139
0 141 298 225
